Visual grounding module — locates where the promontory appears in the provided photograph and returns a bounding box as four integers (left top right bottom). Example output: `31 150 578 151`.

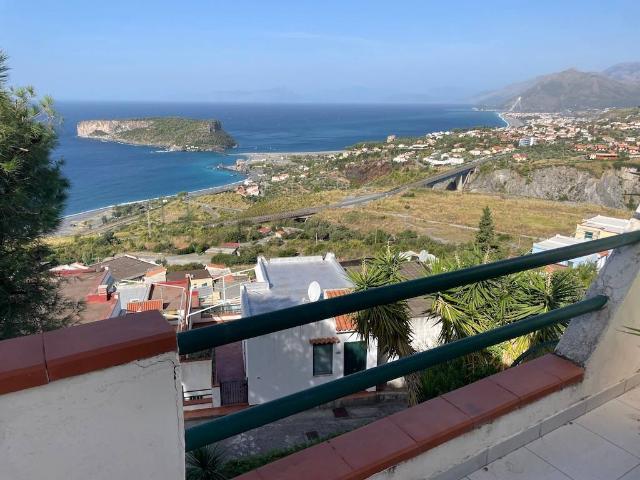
76 117 237 152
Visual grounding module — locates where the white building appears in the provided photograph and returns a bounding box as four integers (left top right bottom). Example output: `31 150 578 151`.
531 234 606 270
241 254 378 405
518 136 538 147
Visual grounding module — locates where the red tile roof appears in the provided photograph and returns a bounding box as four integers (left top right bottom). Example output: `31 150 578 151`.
144 266 167 277
324 289 357 332
309 337 340 345
126 299 163 313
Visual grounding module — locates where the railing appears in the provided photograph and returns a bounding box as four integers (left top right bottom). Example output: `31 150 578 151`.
177 230 640 451
183 389 213 402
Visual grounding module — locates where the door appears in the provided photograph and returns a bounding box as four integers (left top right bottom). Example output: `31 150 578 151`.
220 379 248 405
343 341 367 376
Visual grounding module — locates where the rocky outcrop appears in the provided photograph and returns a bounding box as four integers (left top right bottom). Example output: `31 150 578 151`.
468 166 640 209
77 120 151 138
76 117 235 152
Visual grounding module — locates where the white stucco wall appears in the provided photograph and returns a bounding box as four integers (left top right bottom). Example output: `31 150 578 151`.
181 358 213 397
410 316 441 351
245 320 377 404
0 352 185 480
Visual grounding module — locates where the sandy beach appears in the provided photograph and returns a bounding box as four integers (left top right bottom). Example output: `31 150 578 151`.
55 180 244 237
499 112 524 128
55 150 343 237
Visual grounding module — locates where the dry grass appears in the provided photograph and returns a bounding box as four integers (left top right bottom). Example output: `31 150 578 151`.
318 189 630 245
196 192 251 210
240 189 348 217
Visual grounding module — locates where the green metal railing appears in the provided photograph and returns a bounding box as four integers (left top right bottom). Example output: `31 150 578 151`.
178 230 640 451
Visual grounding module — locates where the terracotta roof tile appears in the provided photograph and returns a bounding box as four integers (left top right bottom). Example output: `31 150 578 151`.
309 337 340 345
126 299 164 313
325 289 357 332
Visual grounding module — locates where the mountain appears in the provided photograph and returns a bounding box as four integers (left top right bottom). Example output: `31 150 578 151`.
476 65 640 112
603 62 640 84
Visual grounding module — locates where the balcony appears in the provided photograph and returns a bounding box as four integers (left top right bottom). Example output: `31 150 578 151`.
1 231 640 479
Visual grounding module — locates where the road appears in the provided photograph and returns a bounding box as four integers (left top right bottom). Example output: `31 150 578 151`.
219 158 487 226
55 158 488 236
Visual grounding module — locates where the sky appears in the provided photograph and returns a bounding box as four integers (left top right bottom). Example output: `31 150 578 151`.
1 0 639 103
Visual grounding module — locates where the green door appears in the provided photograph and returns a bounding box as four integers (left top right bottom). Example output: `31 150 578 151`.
344 341 367 376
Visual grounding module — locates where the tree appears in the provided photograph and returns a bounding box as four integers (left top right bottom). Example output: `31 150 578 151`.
426 249 587 363
348 248 422 405
185 445 227 480
475 206 495 251
0 51 75 339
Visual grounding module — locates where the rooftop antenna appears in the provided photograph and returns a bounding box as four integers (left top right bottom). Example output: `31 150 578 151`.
308 281 322 302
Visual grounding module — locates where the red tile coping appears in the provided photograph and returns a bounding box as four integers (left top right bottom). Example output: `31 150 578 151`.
235 354 584 480
0 333 48 395
0 311 176 394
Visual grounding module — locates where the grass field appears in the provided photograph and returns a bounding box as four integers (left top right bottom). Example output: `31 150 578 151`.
318 189 630 246
238 189 349 218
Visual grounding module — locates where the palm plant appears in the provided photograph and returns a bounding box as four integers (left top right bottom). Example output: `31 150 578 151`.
0 51 8 86
425 250 587 365
426 249 506 344
348 248 421 405
185 445 227 480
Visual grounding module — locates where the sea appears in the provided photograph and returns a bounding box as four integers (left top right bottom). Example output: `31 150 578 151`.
54 102 505 215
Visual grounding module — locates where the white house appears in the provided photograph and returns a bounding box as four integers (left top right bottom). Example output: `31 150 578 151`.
531 234 607 270
241 254 378 405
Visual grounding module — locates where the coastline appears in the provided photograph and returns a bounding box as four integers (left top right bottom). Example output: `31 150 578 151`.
498 112 525 128
55 149 341 236
497 112 510 128
56 180 245 237
61 150 342 220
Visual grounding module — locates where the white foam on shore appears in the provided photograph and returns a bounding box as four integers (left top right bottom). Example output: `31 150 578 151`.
63 180 245 219
497 112 510 128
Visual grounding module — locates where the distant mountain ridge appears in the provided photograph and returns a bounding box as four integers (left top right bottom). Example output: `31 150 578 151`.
475 63 640 112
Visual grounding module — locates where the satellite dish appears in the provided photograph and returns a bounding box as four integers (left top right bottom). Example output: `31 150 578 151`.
308 281 322 302
418 250 429 263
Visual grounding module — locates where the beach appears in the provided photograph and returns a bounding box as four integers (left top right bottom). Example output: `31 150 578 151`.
499 112 525 128
55 180 244 237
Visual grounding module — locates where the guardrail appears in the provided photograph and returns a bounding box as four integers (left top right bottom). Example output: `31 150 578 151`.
177 230 640 451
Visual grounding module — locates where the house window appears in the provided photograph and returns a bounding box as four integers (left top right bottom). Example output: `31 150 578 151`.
313 344 333 376
584 231 594 240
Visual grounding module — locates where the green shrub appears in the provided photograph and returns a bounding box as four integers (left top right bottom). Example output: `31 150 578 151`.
419 352 501 402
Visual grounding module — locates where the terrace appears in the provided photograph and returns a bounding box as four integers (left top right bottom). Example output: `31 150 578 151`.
1 230 640 479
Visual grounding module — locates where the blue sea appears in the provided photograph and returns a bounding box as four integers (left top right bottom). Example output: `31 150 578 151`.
55 102 504 215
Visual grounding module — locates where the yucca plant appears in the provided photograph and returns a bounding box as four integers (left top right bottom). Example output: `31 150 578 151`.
186 445 227 480
426 249 505 344
348 248 421 405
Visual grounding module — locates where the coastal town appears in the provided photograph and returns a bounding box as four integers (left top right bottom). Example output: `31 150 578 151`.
226 109 640 204
42 108 640 449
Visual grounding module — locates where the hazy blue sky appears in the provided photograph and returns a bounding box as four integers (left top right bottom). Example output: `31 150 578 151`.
1 0 639 102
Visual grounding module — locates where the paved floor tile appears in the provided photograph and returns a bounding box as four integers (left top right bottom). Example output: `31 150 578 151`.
576 399 640 457
526 423 639 480
619 465 640 480
619 388 640 411
468 447 571 480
